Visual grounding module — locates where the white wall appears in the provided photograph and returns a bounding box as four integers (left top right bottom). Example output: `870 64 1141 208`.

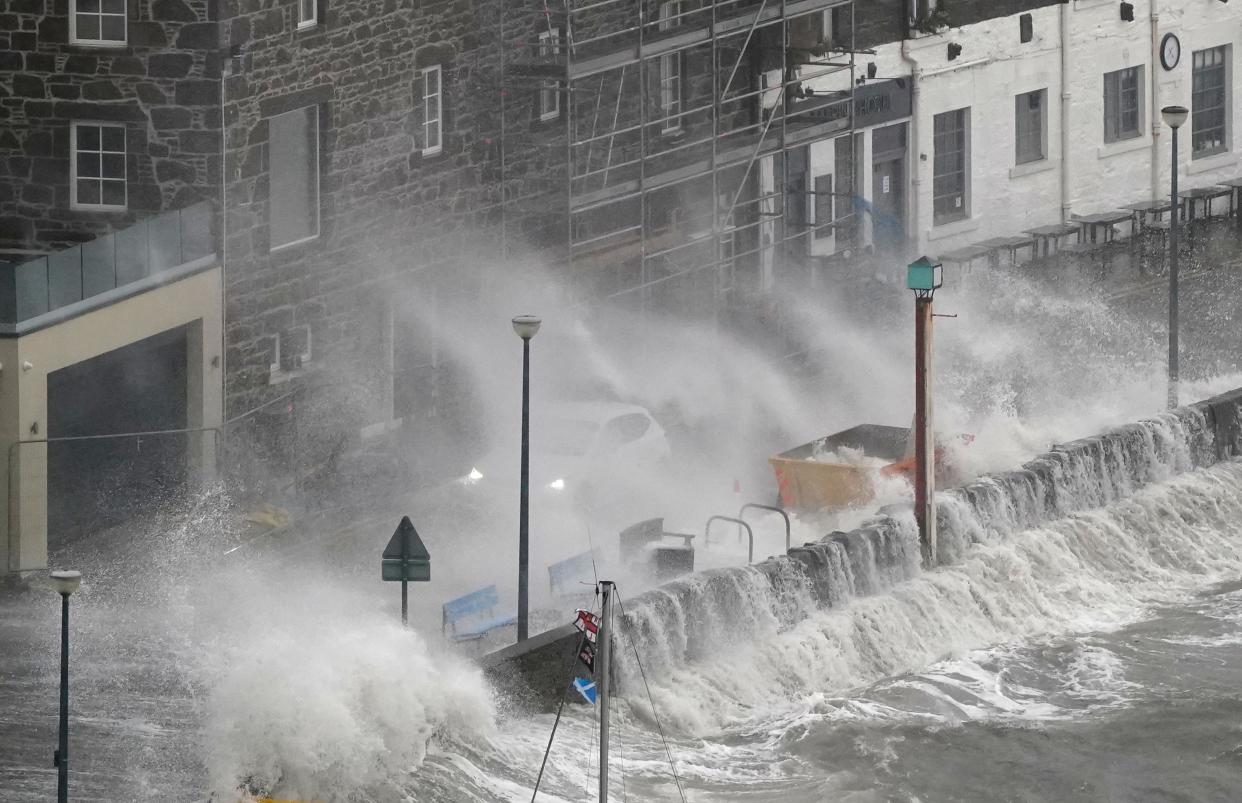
805 0 1242 258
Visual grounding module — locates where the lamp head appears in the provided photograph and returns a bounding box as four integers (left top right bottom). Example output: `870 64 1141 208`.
511 315 542 340
49 570 81 596
906 256 943 294
1162 105 1189 129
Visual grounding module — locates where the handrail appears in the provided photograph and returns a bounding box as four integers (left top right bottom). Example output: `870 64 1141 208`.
705 515 754 564
738 502 791 552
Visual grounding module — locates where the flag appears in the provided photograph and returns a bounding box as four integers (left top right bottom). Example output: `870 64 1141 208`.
574 609 600 642
578 640 596 672
573 677 597 705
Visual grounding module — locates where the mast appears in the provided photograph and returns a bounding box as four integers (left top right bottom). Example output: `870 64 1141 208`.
598 580 614 802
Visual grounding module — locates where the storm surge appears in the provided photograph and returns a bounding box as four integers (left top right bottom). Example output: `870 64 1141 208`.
612 401 1234 731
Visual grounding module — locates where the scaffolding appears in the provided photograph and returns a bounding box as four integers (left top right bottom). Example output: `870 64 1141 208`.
496 0 859 319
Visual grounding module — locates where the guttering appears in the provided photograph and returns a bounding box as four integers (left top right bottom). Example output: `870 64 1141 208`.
1060 1 1072 223
899 31 923 254
1150 1 1162 201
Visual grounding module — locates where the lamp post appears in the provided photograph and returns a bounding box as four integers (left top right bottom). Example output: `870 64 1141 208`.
1162 104 1188 410
906 257 942 567
512 314 541 642
50 569 81 803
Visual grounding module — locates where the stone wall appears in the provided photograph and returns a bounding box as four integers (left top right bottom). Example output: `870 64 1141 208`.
0 0 219 257
218 0 496 421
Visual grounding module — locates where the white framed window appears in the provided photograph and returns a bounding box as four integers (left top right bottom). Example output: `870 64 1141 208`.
659 1 682 134
297 0 317 29
422 65 443 155
1192 45 1230 158
1103 66 1143 144
1014 88 1046 165
269 106 320 250
70 0 127 46
933 107 969 225
71 122 126 210
539 29 561 121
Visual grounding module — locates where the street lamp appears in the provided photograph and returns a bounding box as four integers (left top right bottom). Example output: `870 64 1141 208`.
1162 104 1188 409
906 257 942 567
512 314 541 641
50 569 81 803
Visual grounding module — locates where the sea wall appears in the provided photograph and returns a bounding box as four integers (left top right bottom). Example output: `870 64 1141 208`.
483 387 1242 706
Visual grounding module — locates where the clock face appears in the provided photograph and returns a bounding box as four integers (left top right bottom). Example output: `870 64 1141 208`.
1162 33 1181 70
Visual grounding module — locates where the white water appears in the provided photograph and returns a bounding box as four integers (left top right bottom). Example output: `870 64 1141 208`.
194 402 1242 799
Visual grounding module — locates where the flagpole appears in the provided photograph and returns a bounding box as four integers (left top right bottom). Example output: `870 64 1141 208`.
598 581 613 803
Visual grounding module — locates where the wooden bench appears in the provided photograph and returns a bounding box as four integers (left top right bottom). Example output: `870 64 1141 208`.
441 585 516 642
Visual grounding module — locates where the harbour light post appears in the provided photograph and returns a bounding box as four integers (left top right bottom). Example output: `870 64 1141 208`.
907 257 942 567
512 314 541 641
1161 105 1188 410
50 569 81 803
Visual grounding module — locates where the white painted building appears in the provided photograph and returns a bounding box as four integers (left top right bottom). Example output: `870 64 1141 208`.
807 0 1242 261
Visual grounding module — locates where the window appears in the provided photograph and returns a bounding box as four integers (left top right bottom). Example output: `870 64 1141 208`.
813 174 833 239
932 107 968 225
70 0 126 45
1192 45 1229 158
422 65 442 155
539 29 560 121
298 0 316 28
1103 66 1143 143
659 1 682 134
269 106 320 249
600 413 651 449
71 122 126 210
1015 89 1046 165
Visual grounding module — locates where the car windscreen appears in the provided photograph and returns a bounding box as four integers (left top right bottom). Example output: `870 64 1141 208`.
541 419 599 456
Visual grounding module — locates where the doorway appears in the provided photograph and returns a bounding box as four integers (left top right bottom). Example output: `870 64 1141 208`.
871 122 908 253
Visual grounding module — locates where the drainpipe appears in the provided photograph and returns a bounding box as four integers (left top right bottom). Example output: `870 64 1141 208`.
900 17 922 253
1059 1 1072 223
1150 1 1162 201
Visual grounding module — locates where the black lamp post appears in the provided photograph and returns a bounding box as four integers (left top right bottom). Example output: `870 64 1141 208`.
512 314 541 642
50 569 81 803
1162 104 1188 409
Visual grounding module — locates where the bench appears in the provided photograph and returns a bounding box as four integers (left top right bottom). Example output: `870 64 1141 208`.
441 585 516 642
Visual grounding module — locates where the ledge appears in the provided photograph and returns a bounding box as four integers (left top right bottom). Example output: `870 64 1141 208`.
1187 151 1238 175
0 254 218 338
1010 159 1058 180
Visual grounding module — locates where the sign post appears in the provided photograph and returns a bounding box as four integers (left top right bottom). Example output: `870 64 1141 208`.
381 516 431 625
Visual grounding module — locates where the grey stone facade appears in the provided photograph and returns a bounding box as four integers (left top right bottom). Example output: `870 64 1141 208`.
0 0 219 258
1 0 1068 424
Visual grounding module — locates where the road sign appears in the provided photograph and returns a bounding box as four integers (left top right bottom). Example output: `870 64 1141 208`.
381 516 430 627
381 516 430 582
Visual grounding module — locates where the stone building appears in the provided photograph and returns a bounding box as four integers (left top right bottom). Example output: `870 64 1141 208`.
8 0 1242 575
0 0 220 258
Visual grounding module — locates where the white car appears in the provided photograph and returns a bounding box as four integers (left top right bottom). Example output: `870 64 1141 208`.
462 401 671 507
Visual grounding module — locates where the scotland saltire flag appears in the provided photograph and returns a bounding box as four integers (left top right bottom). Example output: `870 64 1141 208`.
573 677 597 705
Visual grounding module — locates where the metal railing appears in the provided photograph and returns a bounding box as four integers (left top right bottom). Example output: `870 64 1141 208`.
705 514 754 564
738 502 790 552
3 201 214 324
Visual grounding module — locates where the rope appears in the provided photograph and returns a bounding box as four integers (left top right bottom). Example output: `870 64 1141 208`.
530 628 589 802
615 592 689 803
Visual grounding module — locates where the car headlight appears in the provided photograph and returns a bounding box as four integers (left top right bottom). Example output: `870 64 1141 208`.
461 467 483 485
547 478 565 491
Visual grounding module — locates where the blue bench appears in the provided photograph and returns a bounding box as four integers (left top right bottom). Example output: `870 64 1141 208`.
441 585 517 642
548 551 596 598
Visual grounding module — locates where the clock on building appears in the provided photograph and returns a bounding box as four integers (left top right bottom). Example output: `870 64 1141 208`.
1160 33 1181 71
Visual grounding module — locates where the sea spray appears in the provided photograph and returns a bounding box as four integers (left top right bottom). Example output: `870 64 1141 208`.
202 615 493 800
612 461 1242 735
